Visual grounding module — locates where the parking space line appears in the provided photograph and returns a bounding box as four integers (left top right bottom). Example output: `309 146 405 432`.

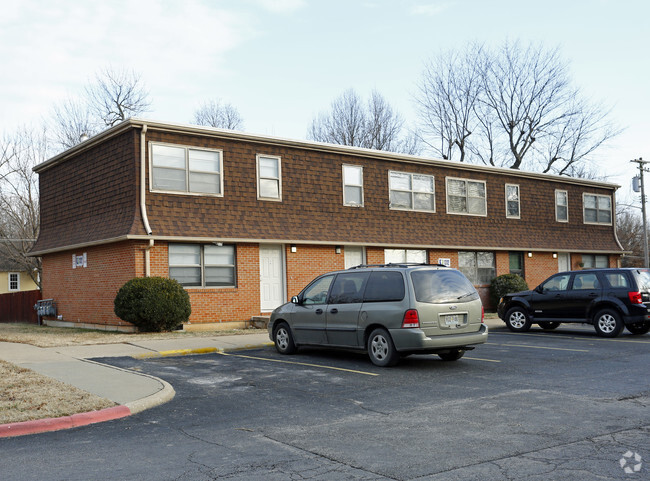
491 332 650 344
463 357 501 363
218 352 379 376
488 342 589 352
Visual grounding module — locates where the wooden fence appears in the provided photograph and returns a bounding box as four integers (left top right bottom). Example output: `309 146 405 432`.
0 290 41 323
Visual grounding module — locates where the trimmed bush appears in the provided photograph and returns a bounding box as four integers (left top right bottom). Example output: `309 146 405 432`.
114 277 191 332
490 273 529 307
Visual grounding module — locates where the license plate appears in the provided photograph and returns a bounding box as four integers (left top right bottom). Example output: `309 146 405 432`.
444 315 461 327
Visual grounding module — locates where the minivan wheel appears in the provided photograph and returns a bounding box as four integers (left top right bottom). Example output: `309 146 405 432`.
273 322 297 354
505 307 532 332
626 322 650 335
367 328 399 367
593 309 623 338
539 322 561 330
438 349 465 361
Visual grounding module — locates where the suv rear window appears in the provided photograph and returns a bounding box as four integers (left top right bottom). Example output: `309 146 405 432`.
635 269 650 290
363 271 405 302
411 269 478 303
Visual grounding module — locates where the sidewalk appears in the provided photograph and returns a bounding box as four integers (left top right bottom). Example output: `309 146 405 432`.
0 318 504 438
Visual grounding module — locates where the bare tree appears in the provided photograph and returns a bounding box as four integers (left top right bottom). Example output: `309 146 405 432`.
616 206 645 267
49 95 98 151
416 40 618 175
87 67 152 127
309 89 420 155
192 99 243 130
0 126 44 287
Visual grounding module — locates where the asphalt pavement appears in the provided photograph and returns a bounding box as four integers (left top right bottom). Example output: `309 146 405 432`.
0 318 504 438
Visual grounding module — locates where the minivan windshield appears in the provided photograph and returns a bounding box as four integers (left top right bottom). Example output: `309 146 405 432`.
410 269 478 303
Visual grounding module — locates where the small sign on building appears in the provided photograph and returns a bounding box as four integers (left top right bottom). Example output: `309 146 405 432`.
437 258 451 267
72 253 87 269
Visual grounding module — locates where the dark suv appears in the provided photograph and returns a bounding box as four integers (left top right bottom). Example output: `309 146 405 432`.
268 264 488 366
497 268 650 337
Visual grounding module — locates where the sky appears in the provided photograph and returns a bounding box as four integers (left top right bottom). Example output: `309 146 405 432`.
1 0 648 203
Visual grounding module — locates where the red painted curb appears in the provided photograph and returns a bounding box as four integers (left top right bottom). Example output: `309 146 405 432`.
0 405 131 438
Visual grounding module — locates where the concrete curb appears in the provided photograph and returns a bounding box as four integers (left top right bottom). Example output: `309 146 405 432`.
131 342 274 359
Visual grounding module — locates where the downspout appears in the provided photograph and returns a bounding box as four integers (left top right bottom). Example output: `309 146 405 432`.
140 124 154 276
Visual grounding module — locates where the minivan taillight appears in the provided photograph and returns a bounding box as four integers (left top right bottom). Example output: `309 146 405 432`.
628 291 643 304
402 309 420 328
481 306 485 323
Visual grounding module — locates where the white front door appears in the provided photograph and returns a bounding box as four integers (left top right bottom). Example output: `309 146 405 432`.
259 244 285 312
344 246 366 269
558 253 570 272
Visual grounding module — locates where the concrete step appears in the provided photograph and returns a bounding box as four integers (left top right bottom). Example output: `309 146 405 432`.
250 316 270 329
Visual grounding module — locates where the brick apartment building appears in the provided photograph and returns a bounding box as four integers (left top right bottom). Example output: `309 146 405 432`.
30 119 624 331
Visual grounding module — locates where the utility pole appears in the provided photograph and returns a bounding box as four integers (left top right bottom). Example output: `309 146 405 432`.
631 158 649 267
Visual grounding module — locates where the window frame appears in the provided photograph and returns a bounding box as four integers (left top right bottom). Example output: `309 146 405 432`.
342 164 364 207
445 177 487 217
8 272 20 291
583 193 612 225
149 142 224 197
388 170 436 213
505 183 520 219
168 243 236 288
256 154 282 201
384 249 427 264
458 251 496 286
581 254 609 269
555 190 569 222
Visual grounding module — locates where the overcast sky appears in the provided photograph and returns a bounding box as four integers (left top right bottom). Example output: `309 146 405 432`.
1 0 648 200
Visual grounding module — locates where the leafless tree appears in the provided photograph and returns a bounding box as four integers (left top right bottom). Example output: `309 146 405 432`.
0 126 44 287
416 40 618 175
86 67 152 127
192 99 243 130
308 89 420 155
49 67 151 152
616 206 645 267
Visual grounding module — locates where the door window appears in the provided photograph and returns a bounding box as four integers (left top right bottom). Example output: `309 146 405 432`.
571 273 600 290
302 276 334 305
328 273 370 304
541 274 571 292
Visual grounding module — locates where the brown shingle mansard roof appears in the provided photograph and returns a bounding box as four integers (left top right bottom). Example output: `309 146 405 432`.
30 118 624 256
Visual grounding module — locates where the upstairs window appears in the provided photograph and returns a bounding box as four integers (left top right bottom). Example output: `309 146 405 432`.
389 171 435 212
169 244 236 287
343 165 364 207
151 143 223 195
583 194 612 225
257 154 281 200
8 273 19 291
555 190 568 222
446 178 486 216
505 184 520 218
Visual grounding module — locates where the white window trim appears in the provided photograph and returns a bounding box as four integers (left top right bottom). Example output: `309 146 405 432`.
388 171 436 213
149 142 224 197
8 272 20 291
445 177 487 217
582 193 612 226
555 189 569 223
342 164 364 207
505 184 520 219
256 154 282 201
168 244 236 288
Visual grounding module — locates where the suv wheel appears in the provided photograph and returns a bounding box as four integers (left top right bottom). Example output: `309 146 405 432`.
438 349 465 361
626 322 650 335
367 328 399 367
505 307 532 332
538 322 560 330
593 309 623 338
273 322 297 354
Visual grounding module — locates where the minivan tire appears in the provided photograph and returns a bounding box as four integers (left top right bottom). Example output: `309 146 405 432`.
505 307 532 332
593 309 623 338
367 328 399 367
273 322 297 354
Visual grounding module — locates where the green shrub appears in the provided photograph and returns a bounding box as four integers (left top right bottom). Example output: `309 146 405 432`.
490 273 529 307
114 277 191 332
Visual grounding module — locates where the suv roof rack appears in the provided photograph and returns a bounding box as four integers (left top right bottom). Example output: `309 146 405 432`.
348 263 449 269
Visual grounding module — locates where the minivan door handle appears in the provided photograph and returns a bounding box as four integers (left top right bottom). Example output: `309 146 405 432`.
330 308 338 314
315 308 323 315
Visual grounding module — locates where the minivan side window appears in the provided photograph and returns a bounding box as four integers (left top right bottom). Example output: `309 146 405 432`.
302 275 334 305
328 272 370 304
363 271 405 302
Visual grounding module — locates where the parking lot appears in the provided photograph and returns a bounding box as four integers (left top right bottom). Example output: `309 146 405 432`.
2 324 649 480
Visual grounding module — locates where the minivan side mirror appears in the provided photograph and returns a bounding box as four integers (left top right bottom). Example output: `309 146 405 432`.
291 295 301 305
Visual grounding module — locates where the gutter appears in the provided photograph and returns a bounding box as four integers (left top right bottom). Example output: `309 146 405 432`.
140 124 152 235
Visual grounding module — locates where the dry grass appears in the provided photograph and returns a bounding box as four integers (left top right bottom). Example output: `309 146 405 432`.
0 360 116 424
0 322 263 348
